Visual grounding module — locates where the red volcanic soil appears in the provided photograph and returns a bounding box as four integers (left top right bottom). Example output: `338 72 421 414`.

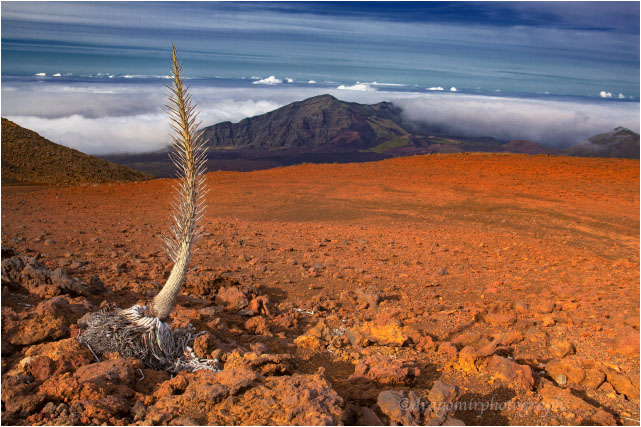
2 153 639 425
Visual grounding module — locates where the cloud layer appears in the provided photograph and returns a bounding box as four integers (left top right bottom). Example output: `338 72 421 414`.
2 80 638 154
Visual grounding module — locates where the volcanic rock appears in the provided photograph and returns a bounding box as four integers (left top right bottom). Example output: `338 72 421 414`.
438 342 458 359
485 355 535 390
602 368 640 400
549 340 575 358
4 296 90 345
295 319 332 350
582 368 606 390
539 379 616 424
355 406 384 426
223 350 291 376
545 359 586 385
458 346 479 372
355 286 381 309
1 375 45 416
211 372 344 425
377 389 422 426
427 381 461 424
216 285 250 311
536 301 555 314
349 353 420 385
74 358 142 388
483 311 517 327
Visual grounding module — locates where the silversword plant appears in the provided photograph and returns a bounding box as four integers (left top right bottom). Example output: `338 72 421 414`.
78 45 215 372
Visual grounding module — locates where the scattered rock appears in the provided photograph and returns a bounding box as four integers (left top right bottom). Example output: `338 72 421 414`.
295 319 332 350
244 315 272 336
602 368 640 400
427 380 462 425
223 350 290 376
192 332 214 359
349 353 420 385
540 316 555 327
451 331 483 348
49 268 94 296
539 378 614 424
416 335 436 352
458 346 479 372
549 340 575 358
485 355 534 390
247 295 271 316
536 301 555 314
356 406 384 426
438 342 458 359
483 312 517 327
74 358 142 388
357 316 410 347
428 380 459 406
181 367 258 411
212 373 344 425
216 285 249 311
589 409 618 426
377 389 422 425
42 401 57 416
605 327 640 357
4 296 90 345
345 328 369 348
355 286 381 309
582 368 606 390
25 337 93 373
131 400 147 421
546 359 585 385
1 375 45 416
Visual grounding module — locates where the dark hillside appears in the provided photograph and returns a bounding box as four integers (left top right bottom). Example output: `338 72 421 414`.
1 118 152 186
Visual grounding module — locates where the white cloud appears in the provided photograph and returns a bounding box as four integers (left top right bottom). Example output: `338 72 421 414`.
285 78 294 83
337 82 370 91
7 114 170 154
253 76 282 85
600 90 613 98
618 93 625 99
370 82 405 87
35 72 46 76
450 87 457 92
52 73 62 77
2 80 639 154
308 80 317 84
396 94 639 147
428 87 444 91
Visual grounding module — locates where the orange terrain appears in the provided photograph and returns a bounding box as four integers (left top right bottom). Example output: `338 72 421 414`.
1 153 639 426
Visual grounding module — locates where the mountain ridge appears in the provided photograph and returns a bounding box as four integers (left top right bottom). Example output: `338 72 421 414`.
565 126 639 158
1 118 153 186
200 94 407 151
67 95 641 177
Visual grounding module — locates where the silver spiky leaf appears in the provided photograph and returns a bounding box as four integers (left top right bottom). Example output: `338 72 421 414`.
150 45 209 320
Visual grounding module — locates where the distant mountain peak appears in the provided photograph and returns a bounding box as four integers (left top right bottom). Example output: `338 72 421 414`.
565 126 639 158
200 95 406 151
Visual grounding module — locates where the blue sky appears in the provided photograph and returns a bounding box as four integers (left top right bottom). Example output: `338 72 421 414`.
2 2 639 97
1 2 639 154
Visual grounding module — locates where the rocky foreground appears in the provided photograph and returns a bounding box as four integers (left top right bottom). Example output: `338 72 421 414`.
1 153 639 425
